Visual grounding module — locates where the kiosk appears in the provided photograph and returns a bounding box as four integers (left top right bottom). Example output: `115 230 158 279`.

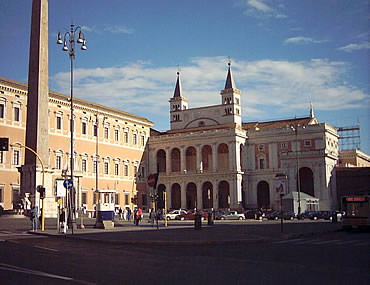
95 189 117 229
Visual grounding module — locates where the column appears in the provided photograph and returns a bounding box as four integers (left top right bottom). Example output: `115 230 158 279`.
212 143 218 172
196 181 202 209
166 182 171 210
228 141 236 171
165 147 171 174
212 179 218 210
180 181 186 209
196 144 201 172
180 145 185 173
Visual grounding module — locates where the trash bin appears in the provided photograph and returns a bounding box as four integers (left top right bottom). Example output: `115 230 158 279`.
194 213 202 230
207 212 213 226
332 212 338 223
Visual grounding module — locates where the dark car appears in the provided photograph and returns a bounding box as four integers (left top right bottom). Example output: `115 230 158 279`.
297 211 313 220
308 211 328 220
269 211 296 220
266 211 281 220
176 210 208 221
244 209 263 220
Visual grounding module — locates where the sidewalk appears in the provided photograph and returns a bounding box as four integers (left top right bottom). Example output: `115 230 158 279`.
28 217 343 246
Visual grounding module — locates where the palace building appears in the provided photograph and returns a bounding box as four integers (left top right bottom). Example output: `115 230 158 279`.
148 63 340 212
0 77 153 215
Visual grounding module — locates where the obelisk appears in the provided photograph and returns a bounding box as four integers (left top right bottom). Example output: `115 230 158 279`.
21 0 52 214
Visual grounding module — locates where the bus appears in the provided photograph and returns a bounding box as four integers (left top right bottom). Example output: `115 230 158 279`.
341 195 370 230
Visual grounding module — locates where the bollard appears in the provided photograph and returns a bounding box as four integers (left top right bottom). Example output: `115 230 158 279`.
194 213 202 230
207 212 213 226
332 211 338 223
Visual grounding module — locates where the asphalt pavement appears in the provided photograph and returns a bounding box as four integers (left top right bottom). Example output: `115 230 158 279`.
0 214 343 246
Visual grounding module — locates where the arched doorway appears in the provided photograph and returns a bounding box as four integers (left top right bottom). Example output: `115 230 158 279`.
157 149 166 173
171 183 181 209
201 145 212 171
157 184 166 209
186 146 196 172
171 148 181 172
218 144 229 170
218 181 230 209
257 181 270 209
202 182 213 209
299 167 314 197
186 182 197 209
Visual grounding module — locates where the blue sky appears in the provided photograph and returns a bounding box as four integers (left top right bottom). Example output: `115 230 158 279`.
1 0 369 154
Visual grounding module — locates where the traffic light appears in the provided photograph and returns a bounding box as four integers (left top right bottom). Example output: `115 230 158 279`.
0 138 9 151
37 185 46 199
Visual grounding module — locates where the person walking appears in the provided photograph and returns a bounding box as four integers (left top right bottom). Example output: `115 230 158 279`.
150 208 155 227
30 207 38 232
118 207 123 220
123 208 127 221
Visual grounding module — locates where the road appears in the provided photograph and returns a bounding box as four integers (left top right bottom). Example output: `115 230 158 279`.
0 221 368 285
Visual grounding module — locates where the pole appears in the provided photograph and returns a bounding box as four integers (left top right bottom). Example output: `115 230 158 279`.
295 121 301 215
280 193 284 233
164 192 167 227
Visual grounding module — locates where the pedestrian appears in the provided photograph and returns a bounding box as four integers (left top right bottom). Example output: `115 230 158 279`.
134 207 138 225
150 208 155 227
127 208 132 222
137 207 142 226
119 207 123 220
30 207 38 232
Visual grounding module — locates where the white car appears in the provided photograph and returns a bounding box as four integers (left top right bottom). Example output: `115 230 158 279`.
166 210 187 220
219 211 245 220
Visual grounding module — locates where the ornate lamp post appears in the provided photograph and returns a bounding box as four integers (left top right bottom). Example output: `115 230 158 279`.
57 24 87 232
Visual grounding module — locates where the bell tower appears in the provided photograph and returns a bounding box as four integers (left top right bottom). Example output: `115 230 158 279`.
169 71 188 129
220 62 242 126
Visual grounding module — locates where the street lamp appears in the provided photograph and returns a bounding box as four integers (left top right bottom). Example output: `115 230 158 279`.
291 120 305 215
57 24 87 232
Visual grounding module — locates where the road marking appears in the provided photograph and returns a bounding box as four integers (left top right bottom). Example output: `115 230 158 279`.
294 239 322 244
313 240 341 245
273 238 306 244
34 245 59 252
0 263 96 284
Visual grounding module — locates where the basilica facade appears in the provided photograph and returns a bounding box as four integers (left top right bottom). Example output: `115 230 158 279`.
148 64 339 212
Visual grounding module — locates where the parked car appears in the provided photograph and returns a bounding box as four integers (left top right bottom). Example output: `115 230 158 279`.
296 211 313 220
176 210 208 221
218 211 245 220
269 211 296 220
244 209 263 220
266 211 281 220
166 210 188 220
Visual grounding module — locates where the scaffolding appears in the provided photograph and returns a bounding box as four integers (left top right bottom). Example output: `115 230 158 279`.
337 123 361 150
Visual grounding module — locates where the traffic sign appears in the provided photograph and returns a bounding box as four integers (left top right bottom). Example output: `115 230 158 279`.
63 179 73 190
147 174 155 187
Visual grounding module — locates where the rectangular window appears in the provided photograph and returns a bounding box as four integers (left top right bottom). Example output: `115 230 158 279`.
56 156 62 170
0 104 4 118
13 150 20 165
124 132 128 143
93 161 97 174
82 122 87 135
93 125 98 137
259 158 265 169
133 133 137 145
141 136 145 146
124 165 128 176
125 193 129 205
104 162 109 174
14 107 20 122
93 193 98 204
82 192 87 204
104 127 109 139
134 166 137 177
115 193 119 205
304 140 312 147
115 164 119 176
0 186 3 203
82 159 87 172
280 142 288 149
56 116 62 130
115 129 119 141
0 152 4 164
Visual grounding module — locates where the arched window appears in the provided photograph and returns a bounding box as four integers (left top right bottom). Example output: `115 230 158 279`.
257 181 270 209
218 143 229 170
185 146 196 172
299 167 314 197
202 182 213 209
171 183 181 210
201 145 212 171
218 181 230 209
186 182 197 209
156 149 166 173
171 148 181 172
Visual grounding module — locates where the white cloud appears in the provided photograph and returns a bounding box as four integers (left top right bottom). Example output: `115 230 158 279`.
238 0 287 19
338 42 370 52
50 57 369 127
284 36 325 45
103 25 134 34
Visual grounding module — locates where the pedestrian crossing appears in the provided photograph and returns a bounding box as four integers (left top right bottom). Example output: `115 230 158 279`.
272 237 369 247
0 231 45 242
